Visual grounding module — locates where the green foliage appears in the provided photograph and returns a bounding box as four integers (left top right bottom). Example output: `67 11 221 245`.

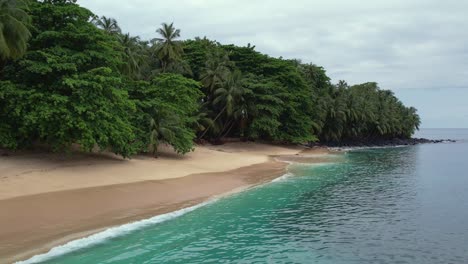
0 0 421 157
1 68 136 156
301 73 422 142
93 16 121 35
0 0 31 60
126 74 203 155
148 105 195 156
200 49 232 94
151 73 203 116
0 81 21 148
242 74 284 140
153 22 184 73
0 0 136 157
221 45 317 143
213 70 245 116
118 33 146 80
183 37 222 80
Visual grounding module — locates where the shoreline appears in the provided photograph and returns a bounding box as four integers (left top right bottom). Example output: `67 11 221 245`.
0 143 333 263
3 161 288 263
309 137 456 148
0 143 305 200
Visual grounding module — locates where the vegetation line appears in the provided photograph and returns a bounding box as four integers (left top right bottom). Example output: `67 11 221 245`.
0 0 420 157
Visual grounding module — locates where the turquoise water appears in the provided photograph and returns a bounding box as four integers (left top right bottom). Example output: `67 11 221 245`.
24 129 468 264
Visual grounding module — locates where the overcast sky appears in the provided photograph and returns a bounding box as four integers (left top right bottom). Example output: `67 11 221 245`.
79 0 468 128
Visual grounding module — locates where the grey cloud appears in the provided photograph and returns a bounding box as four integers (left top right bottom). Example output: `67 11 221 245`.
79 0 468 90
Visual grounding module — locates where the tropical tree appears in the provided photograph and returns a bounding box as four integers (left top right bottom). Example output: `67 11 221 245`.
126 74 202 155
213 70 245 117
148 107 193 156
118 33 145 79
319 87 348 141
200 51 232 93
0 0 136 157
153 22 183 72
242 74 284 140
0 0 31 61
182 37 221 79
198 70 246 139
0 1 422 155
191 107 214 136
93 16 121 34
209 70 248 137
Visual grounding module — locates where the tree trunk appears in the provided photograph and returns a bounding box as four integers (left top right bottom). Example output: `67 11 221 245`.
221 120 236 138
199 105 227 139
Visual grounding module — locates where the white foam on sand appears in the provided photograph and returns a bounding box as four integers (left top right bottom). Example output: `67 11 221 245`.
17 169 303 264
15 200 215 264
271 172 294 182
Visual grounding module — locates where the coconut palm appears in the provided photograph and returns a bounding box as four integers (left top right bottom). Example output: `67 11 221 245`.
213 70 245 117
118 33 144 79
190 108 214 136
405 107 420 136
0 0 31 60
200 51 231 93
94 16 121 34
336 80 349 89
164 58 193 76
317 86 350 142
153 22 183 72
199 70 246 139
148 109 182 157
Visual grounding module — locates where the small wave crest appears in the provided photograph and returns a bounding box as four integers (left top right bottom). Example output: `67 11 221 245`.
18 167 313 263
271 172 294 182
330 145 408 152
16 201 215 264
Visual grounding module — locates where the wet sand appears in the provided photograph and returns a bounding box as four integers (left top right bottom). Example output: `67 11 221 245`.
0 143 330 263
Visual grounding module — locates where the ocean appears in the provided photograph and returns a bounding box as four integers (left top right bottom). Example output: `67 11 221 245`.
19 129 468 264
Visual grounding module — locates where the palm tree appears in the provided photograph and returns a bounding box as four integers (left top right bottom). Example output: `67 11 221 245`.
94 16 121 35
405 106 420 137
0 0 31 61
200 51 231 94
119 33 144 79
229 94 255 138
336 80 349 89
213 70 245 116
153 22 183 72
148 109 181 157
190 108 214 136
199 70 246 139
318 87 349 142
164 58 193 76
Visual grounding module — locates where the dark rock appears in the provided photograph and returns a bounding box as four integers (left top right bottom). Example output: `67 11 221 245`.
310 137 456 148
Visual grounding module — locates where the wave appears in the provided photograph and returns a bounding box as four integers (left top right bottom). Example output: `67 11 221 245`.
271 172 294 182
329 139 460 152
329 145 408 152
17 170 299 264
15 200 215 264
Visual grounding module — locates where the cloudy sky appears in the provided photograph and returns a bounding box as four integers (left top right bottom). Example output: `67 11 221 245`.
80 0 468 128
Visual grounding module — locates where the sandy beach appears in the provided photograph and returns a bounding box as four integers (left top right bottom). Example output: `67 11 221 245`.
0 142 331 263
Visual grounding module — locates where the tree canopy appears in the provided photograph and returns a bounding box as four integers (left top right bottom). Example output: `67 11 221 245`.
0 0 31 61
0 0 421 157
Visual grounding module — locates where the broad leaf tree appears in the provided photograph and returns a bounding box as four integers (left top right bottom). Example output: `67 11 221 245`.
0 0 136 157
0 0 31 61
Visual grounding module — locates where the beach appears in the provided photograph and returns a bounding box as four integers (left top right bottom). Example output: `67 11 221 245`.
0 142 330 263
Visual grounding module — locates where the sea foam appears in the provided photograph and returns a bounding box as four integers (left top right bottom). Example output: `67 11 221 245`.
17 171 296 264
271 172 294 182
15 201 215 264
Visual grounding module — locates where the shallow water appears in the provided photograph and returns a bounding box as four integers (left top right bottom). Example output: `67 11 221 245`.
23 129 468 264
